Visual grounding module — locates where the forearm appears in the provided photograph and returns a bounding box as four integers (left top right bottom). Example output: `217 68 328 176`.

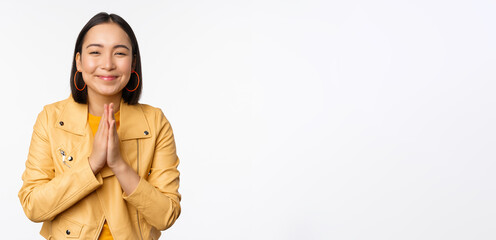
121 156 181 230
19 158 103 222
122 177 181 230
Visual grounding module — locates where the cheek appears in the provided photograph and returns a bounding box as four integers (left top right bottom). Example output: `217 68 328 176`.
82 58 98 72
117 58 133 72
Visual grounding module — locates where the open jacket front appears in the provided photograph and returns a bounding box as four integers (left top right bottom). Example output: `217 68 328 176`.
19 96 181 240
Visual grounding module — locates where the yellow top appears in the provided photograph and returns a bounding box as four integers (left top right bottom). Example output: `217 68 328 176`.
89 111 120 135
88 111 120 240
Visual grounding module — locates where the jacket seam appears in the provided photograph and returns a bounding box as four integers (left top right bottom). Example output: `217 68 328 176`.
94 215 106 240
136 139 144 240
38 177 96 220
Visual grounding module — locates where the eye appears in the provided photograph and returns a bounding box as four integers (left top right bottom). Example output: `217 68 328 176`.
115 52 127 56
89 51 100 54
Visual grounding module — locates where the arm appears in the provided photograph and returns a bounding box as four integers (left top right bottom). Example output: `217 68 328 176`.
122 109 181 230
107 103 140 195
18 107 103 222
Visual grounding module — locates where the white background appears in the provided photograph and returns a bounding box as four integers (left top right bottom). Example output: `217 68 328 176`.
1 0 495 239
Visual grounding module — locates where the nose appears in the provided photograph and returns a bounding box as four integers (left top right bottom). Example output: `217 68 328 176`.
101 53 115 70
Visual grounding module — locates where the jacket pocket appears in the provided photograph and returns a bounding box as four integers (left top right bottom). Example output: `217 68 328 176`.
55 216 84 238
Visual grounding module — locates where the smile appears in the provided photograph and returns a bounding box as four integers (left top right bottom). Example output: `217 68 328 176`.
98 75 118 81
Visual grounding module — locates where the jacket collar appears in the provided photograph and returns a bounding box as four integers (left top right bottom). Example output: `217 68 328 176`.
56 96 151 140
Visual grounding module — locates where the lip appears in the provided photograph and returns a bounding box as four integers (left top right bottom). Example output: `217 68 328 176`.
98 75 118 81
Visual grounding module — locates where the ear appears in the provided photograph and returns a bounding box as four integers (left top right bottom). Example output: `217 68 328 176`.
75 52 82 71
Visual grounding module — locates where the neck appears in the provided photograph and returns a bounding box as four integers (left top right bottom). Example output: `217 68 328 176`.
87 91 122 116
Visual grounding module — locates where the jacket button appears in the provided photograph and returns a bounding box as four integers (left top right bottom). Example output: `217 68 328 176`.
59 121 64 126
144 131 149 135
68 156 73 161
66 230 71 235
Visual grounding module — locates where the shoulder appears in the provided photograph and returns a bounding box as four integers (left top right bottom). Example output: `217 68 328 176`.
137 103 162 115
35 97 73 120
134 103 173 132
40 97 79 115
136 103 169 121
32 97 77 134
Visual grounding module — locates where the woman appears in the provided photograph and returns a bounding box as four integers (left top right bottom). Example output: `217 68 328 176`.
18 12 181 239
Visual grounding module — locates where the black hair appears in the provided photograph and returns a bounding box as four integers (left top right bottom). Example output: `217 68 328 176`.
70 12 142 104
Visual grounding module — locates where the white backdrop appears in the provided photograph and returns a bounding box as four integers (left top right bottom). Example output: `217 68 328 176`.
1 0 495 239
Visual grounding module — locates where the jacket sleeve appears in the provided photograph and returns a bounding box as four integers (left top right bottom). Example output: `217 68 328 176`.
123 109 181 231
18 107 103 222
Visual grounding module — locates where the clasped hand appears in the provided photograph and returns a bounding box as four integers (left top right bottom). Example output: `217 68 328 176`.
89 103 123 174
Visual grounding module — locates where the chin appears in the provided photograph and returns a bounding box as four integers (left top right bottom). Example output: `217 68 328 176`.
96 89 123 97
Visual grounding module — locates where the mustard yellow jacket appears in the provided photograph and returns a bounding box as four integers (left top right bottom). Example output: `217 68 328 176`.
18 96 181 240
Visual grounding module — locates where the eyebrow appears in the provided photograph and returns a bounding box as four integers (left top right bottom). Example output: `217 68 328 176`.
86 43 130 50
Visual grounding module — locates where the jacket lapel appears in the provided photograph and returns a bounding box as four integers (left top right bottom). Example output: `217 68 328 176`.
55 96 88 136
118 98 151 141
55 96 151 140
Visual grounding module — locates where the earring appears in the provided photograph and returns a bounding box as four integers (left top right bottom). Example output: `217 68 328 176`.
74 70 86 91
126 71 140 92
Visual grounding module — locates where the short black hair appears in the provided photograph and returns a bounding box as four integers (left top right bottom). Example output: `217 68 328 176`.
70 12 142 105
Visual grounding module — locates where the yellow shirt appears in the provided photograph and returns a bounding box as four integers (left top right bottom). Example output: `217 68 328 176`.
88 111 120 240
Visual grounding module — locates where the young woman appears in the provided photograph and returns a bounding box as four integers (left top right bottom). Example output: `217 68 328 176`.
18 12 181 239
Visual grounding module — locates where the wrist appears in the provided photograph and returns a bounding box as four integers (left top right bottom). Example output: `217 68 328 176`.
88 156 104 175
109 157 127 173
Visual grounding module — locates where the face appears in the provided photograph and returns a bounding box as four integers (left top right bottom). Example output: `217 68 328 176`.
76 23 134 99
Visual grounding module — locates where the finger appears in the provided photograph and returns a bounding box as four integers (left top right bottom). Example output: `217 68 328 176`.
109 119 115 140
105 104 111 128
109 103 115 123
108 120 119 155
96 104 107 135
102 104 109 137
108 103 112 123
108 104 117 134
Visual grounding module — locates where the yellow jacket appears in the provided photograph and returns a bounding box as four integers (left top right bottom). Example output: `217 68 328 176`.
19 96 181 239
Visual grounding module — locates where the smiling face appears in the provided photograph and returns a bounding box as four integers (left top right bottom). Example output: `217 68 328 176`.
76 22 134 100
